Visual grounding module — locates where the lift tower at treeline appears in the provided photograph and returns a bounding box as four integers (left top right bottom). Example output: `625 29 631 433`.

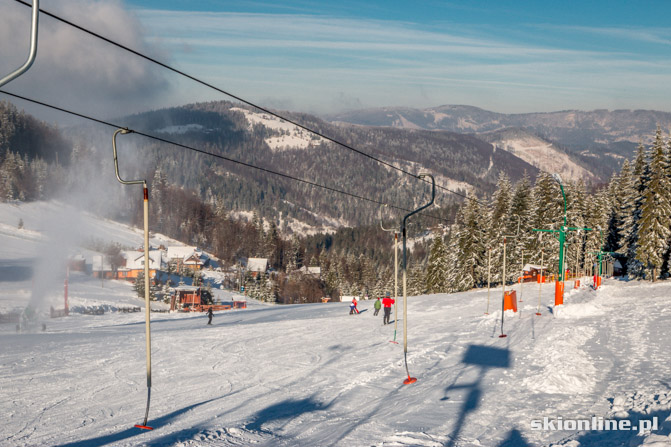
532 174 591 306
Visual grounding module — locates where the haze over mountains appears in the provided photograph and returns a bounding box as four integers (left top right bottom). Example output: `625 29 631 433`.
328 105 671 181
4 99 669 232
81 100 543 230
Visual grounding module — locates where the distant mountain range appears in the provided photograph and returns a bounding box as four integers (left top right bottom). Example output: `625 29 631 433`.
327 105 671 180
7 99 668 232
112 101 541 231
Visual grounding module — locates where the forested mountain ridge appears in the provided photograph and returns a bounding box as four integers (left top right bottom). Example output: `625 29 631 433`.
97 100 542 231
4 99 671 303
328 105 671 180
0 98 538 263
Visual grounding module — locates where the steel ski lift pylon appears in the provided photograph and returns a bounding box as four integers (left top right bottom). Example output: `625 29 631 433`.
401 173 435 385
113 129 154 430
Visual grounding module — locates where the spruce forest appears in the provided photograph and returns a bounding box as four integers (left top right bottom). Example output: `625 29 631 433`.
2 98 671 304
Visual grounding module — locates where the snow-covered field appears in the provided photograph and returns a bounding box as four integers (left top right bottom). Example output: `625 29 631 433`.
491 134 594 183
231 107 326 151
2 202 671 446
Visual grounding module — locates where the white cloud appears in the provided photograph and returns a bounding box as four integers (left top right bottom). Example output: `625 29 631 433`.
0 0 173 123
130 9 671 114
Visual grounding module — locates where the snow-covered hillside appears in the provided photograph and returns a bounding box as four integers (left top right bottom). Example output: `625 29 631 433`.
2 202 671 446
231 107 326 151
481 129 596 183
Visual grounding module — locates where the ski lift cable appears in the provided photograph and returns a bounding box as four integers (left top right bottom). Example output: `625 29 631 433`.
0 89 451 224
11 0 487 208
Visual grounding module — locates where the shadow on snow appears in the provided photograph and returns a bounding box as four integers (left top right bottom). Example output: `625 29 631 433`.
53 397 222 447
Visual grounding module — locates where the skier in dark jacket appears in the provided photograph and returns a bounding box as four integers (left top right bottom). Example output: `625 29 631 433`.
207 307 213 325
373 297 382 316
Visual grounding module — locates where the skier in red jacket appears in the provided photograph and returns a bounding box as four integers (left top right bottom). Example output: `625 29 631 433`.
350 297 359 315
382 293 395 325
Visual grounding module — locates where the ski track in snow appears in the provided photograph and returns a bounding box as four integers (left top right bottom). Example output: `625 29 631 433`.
3 202 671 446
3 279 671 446
5 276 671 446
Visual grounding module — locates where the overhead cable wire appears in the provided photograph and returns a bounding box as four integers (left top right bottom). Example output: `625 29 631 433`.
0 89 451 223
12 0 486 208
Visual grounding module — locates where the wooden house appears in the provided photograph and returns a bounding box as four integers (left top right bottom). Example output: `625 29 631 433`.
167 246 209 272
247 258 269 278
170 285 214 311
520 264 547 283
91 255 116 279
120 249 165 280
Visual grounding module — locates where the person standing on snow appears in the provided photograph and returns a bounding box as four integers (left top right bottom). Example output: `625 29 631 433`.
207 307 213 325
373 297 382 316
350 297 359 315
382 293 395 325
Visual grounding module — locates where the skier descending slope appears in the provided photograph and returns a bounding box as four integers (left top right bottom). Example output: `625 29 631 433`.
350 297 359 315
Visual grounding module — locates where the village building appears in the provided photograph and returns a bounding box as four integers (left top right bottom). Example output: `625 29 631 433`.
520 264 548 283
297 266 321 277
246 258 269 278
167 246 212 272
92 249 165 281
170 285 204 310
91 255 115 279
119 248 166 280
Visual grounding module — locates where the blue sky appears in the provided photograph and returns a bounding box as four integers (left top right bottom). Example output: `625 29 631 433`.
5 0 671 118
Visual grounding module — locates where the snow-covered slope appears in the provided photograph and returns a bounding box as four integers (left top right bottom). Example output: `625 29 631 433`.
479 128 596 183
0 201 192 314
231 107 326 151
2 202 671 446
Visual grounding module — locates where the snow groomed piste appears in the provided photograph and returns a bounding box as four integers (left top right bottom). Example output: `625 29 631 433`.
4 255 671 446
2 5 670 445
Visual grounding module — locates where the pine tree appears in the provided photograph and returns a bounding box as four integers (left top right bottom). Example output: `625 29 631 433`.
662 137 671 276
360 254 376 297
616 160 635 256
626 143 648 278
265 221 282 269
444 226 460 293
532 173 563 277
564 180 589 276
426 236 449 293
454 194 486 291
486 173 512 284
636 128 671 281
255 214 266 257
285 235 301 272
407 264 426 296
508 173 535 279
134 271 156 301
604 173 622 253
